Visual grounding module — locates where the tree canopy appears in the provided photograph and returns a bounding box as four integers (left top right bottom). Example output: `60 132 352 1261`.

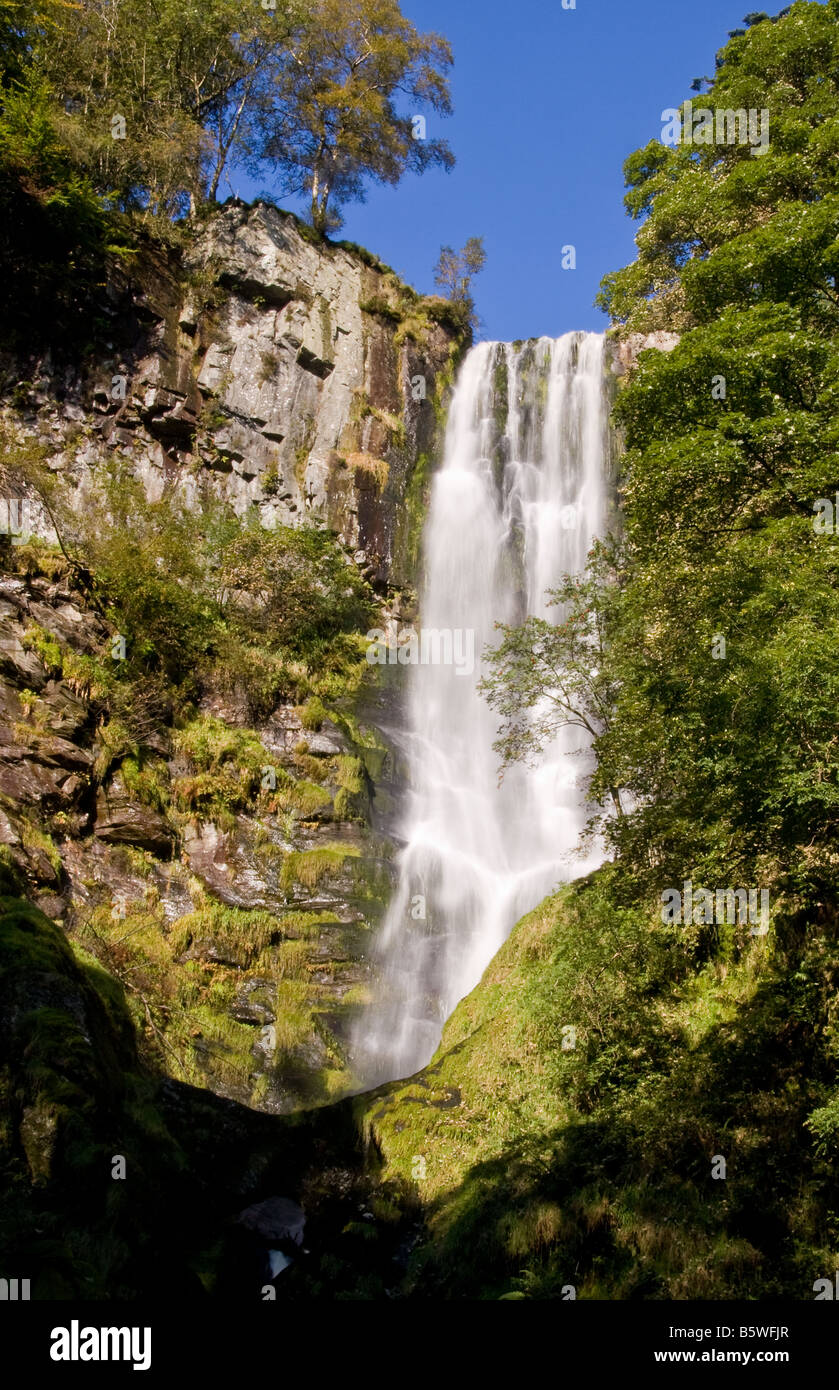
0 0 454 231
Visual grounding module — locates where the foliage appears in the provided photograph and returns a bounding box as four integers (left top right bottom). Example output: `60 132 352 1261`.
596 0 839 335
219 514 376 658
0 70 121 347
245 0 454 233
171 713 280 821
11 456 377 704
15 0 301 217
480 556 623 816
0 0 455 255
74 467 223 689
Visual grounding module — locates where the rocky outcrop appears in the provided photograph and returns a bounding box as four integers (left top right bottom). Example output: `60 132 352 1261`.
93 777 175 853
606 329 681 378
4 200 465 593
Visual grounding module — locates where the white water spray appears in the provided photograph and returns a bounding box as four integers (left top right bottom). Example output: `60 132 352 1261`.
353 332 610 1086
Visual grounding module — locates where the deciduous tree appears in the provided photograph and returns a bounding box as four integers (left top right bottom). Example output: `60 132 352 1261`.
247 0 454 233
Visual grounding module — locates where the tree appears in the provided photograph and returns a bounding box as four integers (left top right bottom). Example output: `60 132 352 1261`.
596 0 839 335
1 0 457 230
479 558 625 818
434 235 485 299
247 0 454 234
433 236 486 332
29 0 301 216
590 0 839 900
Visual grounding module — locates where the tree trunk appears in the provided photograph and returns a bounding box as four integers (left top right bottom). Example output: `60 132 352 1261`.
310 166 321 230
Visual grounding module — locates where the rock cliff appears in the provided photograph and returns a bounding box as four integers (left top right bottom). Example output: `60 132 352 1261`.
4 199 465 593
0 202 468 1116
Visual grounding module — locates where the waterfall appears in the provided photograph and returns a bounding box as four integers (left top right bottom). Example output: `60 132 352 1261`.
353 332 610 1086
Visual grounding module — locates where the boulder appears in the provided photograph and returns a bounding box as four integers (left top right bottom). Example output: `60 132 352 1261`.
236 1196 306 1246
94 782 175 854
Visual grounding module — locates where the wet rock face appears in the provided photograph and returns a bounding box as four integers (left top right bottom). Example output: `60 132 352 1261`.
0 569 399 1114
0 890 421 1300
6 201 462 594
0 577 99 860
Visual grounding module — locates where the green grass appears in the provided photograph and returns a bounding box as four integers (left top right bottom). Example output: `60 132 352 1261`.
169 903 284 965
297 696 328 730
277 780 332 817
18 818 62 876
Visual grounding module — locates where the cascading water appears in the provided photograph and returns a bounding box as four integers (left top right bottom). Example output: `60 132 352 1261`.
353 332 610 1086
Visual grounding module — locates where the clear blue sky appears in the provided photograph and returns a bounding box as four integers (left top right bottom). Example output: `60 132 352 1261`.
237 1 794 343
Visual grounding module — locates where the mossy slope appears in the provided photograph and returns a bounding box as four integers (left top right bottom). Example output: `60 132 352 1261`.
0 882 201 1297
361 867 839 1300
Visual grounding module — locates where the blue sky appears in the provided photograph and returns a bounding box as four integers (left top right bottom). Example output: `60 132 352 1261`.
237 1 792 343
